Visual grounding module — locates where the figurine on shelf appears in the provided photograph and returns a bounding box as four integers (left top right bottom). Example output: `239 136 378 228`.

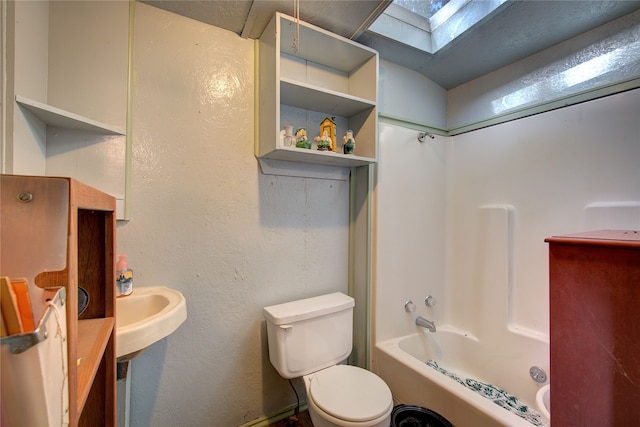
343 130 355 154
314 130 332 151
295 128 311 149
319 117 337 152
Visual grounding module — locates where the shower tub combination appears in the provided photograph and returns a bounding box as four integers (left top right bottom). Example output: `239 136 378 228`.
374 327 549 427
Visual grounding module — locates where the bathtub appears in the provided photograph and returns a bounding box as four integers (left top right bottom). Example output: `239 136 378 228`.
374 327 549 427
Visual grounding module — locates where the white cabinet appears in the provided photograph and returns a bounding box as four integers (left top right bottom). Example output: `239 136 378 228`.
256 13 378 168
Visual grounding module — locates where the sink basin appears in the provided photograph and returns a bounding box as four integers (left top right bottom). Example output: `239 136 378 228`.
536 384 550 423
116 286 187 360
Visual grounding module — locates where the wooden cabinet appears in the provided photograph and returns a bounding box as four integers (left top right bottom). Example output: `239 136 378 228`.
1 175 116 426
256 13 378 168
546 230 640 426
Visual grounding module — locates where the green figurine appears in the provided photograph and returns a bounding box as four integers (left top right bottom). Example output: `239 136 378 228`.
343 130 355 154
314 130 332 151
295 128 311 149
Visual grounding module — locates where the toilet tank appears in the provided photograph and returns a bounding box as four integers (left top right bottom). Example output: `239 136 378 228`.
263 292 355 379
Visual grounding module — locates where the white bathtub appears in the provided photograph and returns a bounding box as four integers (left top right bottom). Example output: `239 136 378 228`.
374 327 549 427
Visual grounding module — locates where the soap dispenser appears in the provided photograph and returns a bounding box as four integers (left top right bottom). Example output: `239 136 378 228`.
116 254 133 297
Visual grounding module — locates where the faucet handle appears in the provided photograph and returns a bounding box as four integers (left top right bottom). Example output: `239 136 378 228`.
425 295 437 307
404 301 416 313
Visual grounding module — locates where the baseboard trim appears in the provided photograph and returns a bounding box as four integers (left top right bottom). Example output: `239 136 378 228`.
238 402 309 427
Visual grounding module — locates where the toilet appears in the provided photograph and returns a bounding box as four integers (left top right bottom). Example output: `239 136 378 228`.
264 292 393 427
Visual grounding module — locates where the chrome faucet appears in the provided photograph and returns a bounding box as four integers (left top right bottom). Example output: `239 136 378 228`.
416 316 436 332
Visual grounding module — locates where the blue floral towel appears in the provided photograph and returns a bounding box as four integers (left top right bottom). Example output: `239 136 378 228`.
425 360 548 427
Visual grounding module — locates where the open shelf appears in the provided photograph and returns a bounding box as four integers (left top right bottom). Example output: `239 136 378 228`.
278 15 375 74
15 95 125 135
280 78 375 117
76 317 115 413
13 96 127 220
260 145 376 168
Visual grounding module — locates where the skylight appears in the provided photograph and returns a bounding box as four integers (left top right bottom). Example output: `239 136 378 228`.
368 0 506 54
393 0 451 20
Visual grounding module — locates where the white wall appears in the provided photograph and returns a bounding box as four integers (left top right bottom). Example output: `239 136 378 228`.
116 4 350 426
5 0 128 208
373 63 449 346
378 59 447 130
47 1 128 128
447 89 640 336
6 0 49 175
45 0 128 207
447 10 640 132
373 122 448 343
374 88 640 350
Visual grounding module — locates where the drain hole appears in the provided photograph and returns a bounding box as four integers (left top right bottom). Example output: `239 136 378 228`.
529 366 547 383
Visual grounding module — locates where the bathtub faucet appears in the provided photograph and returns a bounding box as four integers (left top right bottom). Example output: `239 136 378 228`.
416 316 436 332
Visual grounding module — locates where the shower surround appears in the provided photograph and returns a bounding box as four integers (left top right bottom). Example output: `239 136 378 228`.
372 89 640 422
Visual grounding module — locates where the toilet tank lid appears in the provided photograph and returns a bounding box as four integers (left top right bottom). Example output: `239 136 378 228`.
263 292 354 325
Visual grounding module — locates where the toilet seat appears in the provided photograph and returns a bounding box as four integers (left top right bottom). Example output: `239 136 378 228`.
308 365 392 422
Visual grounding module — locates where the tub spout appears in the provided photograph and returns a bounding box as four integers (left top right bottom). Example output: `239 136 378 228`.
416 316 436 332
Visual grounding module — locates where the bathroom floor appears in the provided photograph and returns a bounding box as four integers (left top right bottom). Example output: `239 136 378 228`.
268 411 313 427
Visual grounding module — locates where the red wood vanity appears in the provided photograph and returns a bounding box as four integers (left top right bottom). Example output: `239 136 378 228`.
546 230 640 426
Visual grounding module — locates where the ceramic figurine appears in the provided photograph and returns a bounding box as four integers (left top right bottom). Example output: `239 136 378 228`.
343 130 355 154
295 128 311 149
319 117 337 152
314 130 332 151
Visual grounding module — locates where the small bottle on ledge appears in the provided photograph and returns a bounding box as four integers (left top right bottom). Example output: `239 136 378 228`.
116 254 134 297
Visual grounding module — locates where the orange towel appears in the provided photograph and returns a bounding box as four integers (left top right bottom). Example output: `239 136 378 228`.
11 278 36 332
1 276 23 335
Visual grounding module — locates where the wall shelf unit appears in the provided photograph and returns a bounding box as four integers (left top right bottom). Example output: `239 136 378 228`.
256 12 378 169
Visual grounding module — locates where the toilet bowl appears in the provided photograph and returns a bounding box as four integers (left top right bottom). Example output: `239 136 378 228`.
304 365 393 427
263 293 393 427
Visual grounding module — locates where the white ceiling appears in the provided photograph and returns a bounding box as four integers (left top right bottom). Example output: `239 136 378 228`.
141 0 640 89
140 0 390 39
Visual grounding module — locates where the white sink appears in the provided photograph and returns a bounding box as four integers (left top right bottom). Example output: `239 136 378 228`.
116 286 187 360
536 384 550 423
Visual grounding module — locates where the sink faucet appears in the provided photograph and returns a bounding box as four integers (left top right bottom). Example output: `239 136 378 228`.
416 316 436 332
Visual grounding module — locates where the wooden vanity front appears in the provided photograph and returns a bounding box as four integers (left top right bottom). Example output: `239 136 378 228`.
1 175 116 426
546 230 640 426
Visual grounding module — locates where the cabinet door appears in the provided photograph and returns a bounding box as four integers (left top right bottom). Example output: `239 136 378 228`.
549 238 640 426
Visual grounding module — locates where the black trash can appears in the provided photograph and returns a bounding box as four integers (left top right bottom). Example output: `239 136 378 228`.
390 405 453 427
